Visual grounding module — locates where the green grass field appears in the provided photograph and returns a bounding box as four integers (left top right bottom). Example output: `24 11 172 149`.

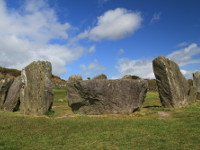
0 89 200 150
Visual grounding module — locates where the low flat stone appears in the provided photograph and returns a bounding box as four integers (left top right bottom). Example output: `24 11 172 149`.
67 79 148 115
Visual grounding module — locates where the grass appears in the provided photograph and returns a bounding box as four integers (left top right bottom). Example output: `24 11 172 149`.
0 89 200 150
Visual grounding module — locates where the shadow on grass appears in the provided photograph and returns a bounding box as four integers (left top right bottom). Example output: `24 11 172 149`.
143 105 162 108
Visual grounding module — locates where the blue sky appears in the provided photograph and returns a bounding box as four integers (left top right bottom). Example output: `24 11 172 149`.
0 0 200 79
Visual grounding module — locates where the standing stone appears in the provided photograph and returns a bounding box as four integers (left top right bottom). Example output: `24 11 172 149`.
153 56 196 108
122 75 141 80
3 76 22 112
0 78 13 109
68 75 82 81
67 79 148 115
193 71 200 99
20 61 54 115
92 74 107 80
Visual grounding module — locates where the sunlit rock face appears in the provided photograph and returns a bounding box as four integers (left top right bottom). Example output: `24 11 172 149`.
20 61 54 115
67 79 148 115
153 56 197 108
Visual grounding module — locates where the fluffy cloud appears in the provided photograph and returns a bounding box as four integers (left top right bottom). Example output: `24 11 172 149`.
116 58 154 79
116 43 200 79
78 8 142 41
0 0 83 75
181 70 193 79
167 43 200 66
80 60 106 78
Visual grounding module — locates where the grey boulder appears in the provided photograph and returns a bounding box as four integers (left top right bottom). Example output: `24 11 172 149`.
3 76 22 112
20 61 54 115
0 78 13 109
153 56 197 108
193 71 200 99
67 79 148 115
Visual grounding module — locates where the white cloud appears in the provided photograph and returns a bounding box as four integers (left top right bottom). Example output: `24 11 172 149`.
167 43 200 66
177 42 189 48
116 43 200 79
0 0 83 75
80 60 106 78
89 45 96 53
88 60 105 71
181 70 193 79
150 12 161 24
80 8 142 41
116 58 154 79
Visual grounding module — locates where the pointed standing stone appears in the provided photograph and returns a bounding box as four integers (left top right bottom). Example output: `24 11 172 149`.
153 56 196 108
0 78 13 109
20 61 54 115
3 76 22 112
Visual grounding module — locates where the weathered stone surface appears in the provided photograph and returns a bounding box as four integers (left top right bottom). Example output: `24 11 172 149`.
153 56 196 108
92 74 107 80
67 79 148 115
3 76 22 112
20 61 54 115
193 71 200 99
0 78 13 109
122 75 140 80
68 75 82 81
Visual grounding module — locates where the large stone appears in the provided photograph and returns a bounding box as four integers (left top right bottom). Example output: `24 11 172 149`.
0 78 13 109
68 75 82 81
122 75 141 80
20 61 54 115
3 76 22 112
67 79 148 115
153 56 196 108
193 71 200 99
92 74 107 80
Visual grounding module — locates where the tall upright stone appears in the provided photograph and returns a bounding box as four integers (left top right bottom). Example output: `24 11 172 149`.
193 71 200 99
67 79 148 115
20 61 54 115
3 76 22 112
0 78 13 109
153 56 196 108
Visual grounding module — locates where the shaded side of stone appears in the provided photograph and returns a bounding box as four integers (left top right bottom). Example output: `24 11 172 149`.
193 71 200 100
67 79 148 115
0 79 13 109
3 76 23 112
20 61 54 115
153 56 194 108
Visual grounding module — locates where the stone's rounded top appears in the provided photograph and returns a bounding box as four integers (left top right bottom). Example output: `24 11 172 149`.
23 61 52 74
27 61 51 66
92 74 107 80
193 71 200 76
121 75 141 80
68 75 83 81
